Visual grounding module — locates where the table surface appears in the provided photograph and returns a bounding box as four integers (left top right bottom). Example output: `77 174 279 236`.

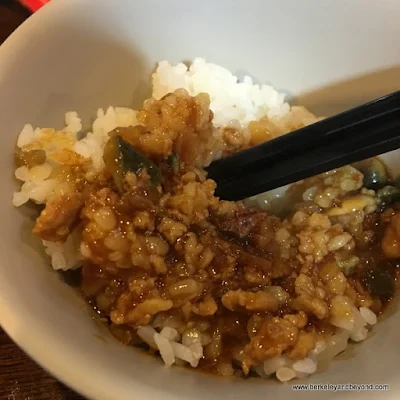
0 2 84 399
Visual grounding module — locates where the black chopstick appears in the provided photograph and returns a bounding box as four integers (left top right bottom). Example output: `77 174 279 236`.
206 90 400 182
214 122 400 200
207 91 400 201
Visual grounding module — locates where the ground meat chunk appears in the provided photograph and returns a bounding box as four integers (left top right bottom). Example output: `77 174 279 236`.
80 188 129 267
242 316 299 373
319 261 347 295
221 289 279 313
285 330 315 360
192 296 218 316
132 211 155 231
33 192 83 241
290 273 328 319
283 311 308 329
111 298 173 326
136 90 214 165
382 213 400 258
239 251 274 284
167 177 217 225
212 206 268 239
158 217 188 244
110 277 173 326
166 278 203 305
221 126 246 154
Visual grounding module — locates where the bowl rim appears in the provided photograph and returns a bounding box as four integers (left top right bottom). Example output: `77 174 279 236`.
1 2 400 400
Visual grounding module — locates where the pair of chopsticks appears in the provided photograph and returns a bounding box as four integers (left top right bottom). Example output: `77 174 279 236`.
206 90 400 201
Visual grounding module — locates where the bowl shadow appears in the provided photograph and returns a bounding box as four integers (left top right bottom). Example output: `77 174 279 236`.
292 66 400 116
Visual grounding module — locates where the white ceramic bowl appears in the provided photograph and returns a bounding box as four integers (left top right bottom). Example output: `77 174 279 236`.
0 1 400 399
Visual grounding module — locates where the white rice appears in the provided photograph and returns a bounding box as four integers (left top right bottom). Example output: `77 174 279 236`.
263 355 287 375
43 229 83 271
154 332 175 366
160 327 181 342
137 325 157 349
292 358 317 374
181 328 202 347
134 323 208 369
170 342 198 367
255 305 378 382
359 306 378 325
152 58 288 128
17 124 39 148
276 367 297 382
188 341 203 361
13 57 292 223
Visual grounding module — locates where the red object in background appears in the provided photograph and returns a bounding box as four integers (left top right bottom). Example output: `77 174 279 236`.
19 0 50 12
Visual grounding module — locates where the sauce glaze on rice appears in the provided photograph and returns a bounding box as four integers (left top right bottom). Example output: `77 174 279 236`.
12 59 400 381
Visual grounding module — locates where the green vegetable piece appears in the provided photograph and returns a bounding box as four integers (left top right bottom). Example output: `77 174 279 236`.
166 153 180 174
363 158 388 190
365 268 395 299
103 135 161 192
376 185 400 210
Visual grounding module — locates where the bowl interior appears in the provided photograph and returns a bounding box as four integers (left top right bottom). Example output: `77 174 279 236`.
0 1 399 399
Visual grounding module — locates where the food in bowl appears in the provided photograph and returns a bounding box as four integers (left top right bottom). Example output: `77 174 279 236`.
12 59 400 382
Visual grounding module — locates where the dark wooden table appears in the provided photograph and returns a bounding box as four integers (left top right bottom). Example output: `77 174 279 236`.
0 2 84 399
